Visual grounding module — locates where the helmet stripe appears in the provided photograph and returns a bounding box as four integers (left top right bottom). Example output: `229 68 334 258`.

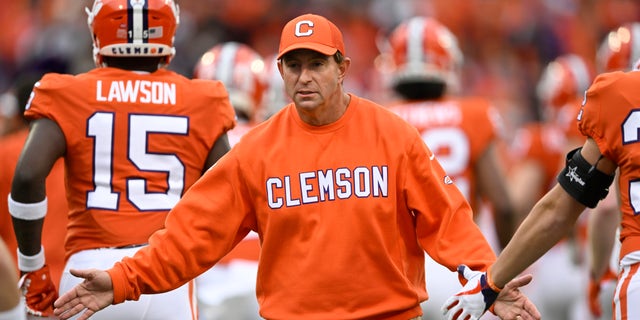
128 0 149 44
217 42 240 86
407 17 425 65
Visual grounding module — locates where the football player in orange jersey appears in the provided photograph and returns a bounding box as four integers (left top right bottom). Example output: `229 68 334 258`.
0 237 25 320
53 13 539 320
442 24 640 320
9 0 235 319
381 16 517 318
509 53 595 320
583 22 640 320
192 41 265 320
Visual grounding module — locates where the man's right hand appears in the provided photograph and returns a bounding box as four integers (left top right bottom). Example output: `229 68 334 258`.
442 265 500 320
442 265 540 320
53 269 114 320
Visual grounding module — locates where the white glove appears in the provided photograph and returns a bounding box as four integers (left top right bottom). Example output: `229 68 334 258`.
441 265 500 320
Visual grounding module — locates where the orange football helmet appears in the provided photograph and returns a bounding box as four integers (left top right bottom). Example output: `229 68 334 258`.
86 0 180 67
537 54 594 112
597 22 640 73
194 42 266 122
387 16 463 93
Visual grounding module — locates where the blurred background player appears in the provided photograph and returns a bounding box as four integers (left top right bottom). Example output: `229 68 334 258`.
259 53 290 121
192 41 265 320
584 21 640 320
380 16 516 318
9 0 235 319
194 41 266 145
0 71 69 320
0 237 25 320
508 53 595 320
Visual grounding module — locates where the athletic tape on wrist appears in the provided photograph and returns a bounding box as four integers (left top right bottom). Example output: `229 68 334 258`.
17 246 45 272
8 194 47 220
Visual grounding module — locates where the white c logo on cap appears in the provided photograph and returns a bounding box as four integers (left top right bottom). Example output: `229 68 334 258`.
295 20 314 37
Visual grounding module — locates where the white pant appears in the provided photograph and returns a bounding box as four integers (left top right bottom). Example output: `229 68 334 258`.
196 260 260 320
614 252 640 320
60 246 196 320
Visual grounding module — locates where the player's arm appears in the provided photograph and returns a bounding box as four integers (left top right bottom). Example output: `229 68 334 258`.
10 118 66 316
443 138 614 320
491 137 616 288
202 132 231 174
11 118 64 255
475 141 516 249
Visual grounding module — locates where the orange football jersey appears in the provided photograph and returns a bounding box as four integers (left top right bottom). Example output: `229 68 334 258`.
107 95 496 319
24 67 235 260
0 129 68 287
388 97 503 212
578 71 640 260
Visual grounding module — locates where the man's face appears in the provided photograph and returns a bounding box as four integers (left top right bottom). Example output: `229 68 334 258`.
278 49 344 112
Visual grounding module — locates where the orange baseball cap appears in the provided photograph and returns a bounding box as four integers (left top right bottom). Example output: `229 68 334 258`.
277 14 345 59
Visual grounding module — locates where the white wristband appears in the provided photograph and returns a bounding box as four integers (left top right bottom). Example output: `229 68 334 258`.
17 246 45 272
8 194 47 220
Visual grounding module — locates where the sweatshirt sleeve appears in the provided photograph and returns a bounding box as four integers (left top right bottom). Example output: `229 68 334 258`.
404 136 496 272
108 150 256 303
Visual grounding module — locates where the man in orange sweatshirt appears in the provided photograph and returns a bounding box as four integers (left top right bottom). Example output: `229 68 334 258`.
54 13 540 320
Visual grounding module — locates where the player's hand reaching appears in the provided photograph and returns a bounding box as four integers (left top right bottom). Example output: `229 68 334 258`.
441 265 540 320
19 264 58 317
53 268 114 320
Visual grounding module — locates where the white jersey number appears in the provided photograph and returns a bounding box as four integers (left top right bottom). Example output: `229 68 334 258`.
623 110 640 214
422 127 470 200
86 112 188 211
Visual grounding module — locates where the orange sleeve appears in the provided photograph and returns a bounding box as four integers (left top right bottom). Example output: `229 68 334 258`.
405 136 496 272
109 149 252 303
578 72 619 162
